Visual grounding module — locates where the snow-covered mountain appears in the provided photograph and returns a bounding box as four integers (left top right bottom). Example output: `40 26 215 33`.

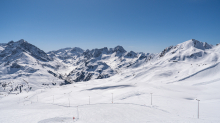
1 39 220 122
0 39 53 62
0 39 152 93
0 39 71 93
48 45 152 82
48 47 84 63
1 39 220 94
157 39 213 62
148 38 220 80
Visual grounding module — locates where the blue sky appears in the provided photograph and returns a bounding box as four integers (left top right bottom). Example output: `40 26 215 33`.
0 0 220 53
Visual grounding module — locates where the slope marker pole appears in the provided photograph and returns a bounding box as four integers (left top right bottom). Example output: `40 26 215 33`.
112 93 113 103
196 99 200 119
77 106 79 120
150 93 153 105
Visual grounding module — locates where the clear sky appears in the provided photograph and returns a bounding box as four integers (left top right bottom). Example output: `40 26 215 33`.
0 0 220 53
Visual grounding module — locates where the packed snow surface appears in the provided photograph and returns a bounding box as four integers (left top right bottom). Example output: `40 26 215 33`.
1 71 220 123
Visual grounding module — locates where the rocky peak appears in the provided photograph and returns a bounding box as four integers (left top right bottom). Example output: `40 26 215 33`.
7 40 14 44
2 39 53 62
83 47 108 58
113 46 126 53
125 51 137 58
70 47 84 53
18 39 26 43
185 39 212 50
191 39 197 42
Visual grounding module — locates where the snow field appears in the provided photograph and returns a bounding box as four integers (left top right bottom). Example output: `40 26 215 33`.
1 74 220 123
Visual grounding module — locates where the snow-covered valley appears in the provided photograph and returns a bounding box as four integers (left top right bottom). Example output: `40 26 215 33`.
0 39 220 123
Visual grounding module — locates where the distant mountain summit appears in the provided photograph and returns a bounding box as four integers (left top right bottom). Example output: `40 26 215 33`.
0 39 52 62
48 47 84 61
179 39 212 50
158 39 215 62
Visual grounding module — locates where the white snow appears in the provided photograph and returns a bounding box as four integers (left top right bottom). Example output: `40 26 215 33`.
1 39 220 122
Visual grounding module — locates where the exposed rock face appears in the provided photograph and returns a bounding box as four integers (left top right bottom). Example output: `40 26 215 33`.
125 51 137 58
159 46 173 58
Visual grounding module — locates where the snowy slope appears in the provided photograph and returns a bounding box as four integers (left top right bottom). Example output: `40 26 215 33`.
0 68 220 122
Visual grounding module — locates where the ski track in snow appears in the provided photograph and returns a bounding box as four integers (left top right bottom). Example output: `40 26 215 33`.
177 62 220 82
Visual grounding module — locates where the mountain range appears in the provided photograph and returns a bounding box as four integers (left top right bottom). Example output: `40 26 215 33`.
0 39 220 93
